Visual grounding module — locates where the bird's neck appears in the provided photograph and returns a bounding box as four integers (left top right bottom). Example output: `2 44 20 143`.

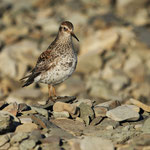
47 33 73 51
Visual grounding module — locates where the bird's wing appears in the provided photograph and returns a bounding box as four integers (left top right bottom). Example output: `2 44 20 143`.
20 49 59 87
33 49 58 74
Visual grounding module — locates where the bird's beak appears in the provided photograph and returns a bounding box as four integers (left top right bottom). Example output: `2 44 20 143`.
71 32 79 42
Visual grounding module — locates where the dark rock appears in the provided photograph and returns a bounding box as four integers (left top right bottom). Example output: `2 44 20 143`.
79 103 94 125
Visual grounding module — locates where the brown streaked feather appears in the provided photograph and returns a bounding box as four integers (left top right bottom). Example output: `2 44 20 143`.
33 49 59 73
21 48 59 87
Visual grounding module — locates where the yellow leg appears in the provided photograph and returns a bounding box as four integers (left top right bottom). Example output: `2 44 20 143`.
52 85 56 97
48 84 56 98
48 84 51 97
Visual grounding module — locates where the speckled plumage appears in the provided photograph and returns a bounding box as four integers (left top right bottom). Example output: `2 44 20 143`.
21 21 79 97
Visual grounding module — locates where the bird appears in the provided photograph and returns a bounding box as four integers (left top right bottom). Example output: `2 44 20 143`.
20 21 79 99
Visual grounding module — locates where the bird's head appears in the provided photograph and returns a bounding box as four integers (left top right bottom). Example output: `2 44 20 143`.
59 21 79 42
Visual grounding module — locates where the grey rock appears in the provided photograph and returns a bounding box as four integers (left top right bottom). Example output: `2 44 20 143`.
109 73 130 91
30 130 43 142
69 136 114 150
51 118 84 137
86 78 120 100
79 103 94 125
19 139 36 150
41 143 60 150
106 105 140 121
98 118 119 129
10 132 29 144
123 53 142 72
94 100 121 117
0 112 13 133
53 111 70 118
40 136 60 149
96 100 121 109
131 134 150 147
124 104 140 113
31 106 49 119
76 51 103 74
142 117 150 133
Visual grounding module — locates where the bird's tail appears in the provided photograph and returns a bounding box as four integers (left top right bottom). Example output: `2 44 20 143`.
20 73 40 87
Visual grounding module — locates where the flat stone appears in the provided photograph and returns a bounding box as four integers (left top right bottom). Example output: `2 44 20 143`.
19 116 32 124
30 130 43 142
90 116 103 126
142 118 150 133
130 98 150 112
30 114 58 129
53 102 77 115
51 118 85 136
41 143 60 150
74 99 93 107
10 132 29 144
97 118 119 129
53 111 70 118
124 104 140 113
15 123 38 133
69 136 114 150
0 135 10 147
40 136 60 145
31 106 49 119
96 100 121 110
19 139 36 150
106 105 140 121
79 103 94 125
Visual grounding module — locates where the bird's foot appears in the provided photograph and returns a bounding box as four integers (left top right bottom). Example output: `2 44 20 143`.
48 96 57 102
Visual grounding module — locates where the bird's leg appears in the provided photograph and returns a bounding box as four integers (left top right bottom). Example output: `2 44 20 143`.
48 84 52 98
52 85 56 97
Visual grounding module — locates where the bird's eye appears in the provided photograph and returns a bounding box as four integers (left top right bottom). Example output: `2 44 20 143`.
63 27 68 31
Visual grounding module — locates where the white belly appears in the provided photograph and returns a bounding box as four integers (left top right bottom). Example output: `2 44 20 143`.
34 56 77 85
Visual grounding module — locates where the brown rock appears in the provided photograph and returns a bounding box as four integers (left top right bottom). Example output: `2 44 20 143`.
129 98 150 112
15 123 38 133
53 102 77 115
94 106 108 117
3 102 18 116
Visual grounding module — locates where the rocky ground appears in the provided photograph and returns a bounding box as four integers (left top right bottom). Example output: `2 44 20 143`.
1 0 150 149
